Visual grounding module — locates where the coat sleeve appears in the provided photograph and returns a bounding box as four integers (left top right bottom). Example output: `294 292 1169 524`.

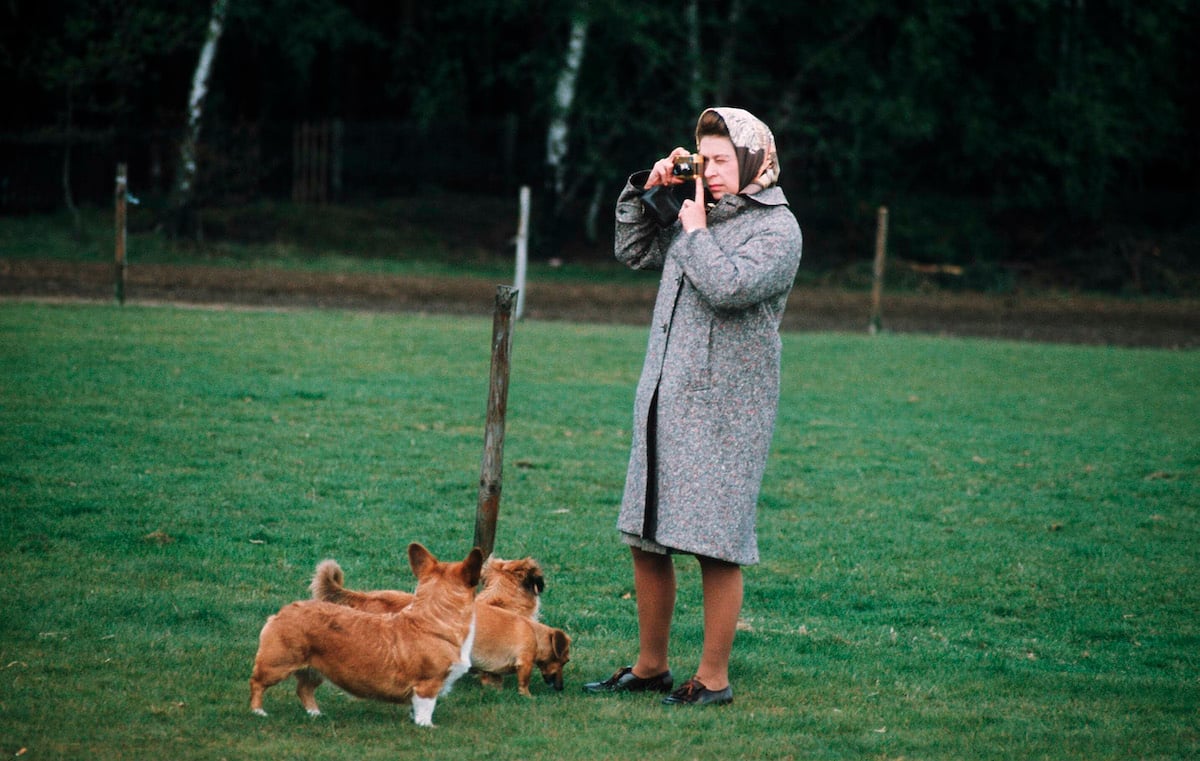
614 171 674 272
673 205 802 310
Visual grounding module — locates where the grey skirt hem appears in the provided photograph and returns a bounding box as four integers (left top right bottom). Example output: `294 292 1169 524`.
620 531 675 555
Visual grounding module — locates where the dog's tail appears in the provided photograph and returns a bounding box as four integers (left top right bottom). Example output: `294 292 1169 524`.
310 559 348 603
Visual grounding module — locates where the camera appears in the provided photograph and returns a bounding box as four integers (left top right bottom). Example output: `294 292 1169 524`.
640 184 688 226
638 153 710 227
672 154 705 181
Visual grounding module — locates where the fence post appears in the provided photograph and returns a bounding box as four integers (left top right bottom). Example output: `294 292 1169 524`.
474 285 519 558
291 124 302 202
292 121 334 204
316 120 329 204
869 205 888 334
513 186 530 319
331 119 344 202
114 163 128 305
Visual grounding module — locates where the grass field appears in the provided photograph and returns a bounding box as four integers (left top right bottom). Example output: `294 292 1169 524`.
1 301 1197 760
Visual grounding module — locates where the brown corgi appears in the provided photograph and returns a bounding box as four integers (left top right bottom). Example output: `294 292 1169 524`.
249 543 482 726
310 556 569 696
470 604 571 696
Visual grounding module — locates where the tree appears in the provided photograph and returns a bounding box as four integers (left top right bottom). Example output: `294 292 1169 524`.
543 6 590 227
171 0 228 236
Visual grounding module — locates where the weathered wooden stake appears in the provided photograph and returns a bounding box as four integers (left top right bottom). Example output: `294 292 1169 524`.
115 163 128 305
869 205 889 335
474 285 519 558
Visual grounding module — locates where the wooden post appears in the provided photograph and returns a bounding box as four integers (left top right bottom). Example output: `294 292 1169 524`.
869 205 888 335
292 121 333 204
114 163 128 305
513 186 530 319
474 285 519 558
291 124 302 202
315 120 329 204
331 119 343 202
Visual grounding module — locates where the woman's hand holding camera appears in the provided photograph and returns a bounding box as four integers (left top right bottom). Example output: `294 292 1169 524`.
644 147 707 233
644 147 692 190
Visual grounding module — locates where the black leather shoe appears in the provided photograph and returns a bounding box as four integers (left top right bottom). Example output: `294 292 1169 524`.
583 666 674 694
661 678 733 706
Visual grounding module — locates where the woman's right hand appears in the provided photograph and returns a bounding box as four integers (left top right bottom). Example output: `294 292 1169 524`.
644 147 692 189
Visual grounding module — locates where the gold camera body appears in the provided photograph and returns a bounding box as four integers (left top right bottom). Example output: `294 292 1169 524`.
671 154 706 181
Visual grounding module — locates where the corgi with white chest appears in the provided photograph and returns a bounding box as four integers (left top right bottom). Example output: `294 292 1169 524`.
249 543 482 727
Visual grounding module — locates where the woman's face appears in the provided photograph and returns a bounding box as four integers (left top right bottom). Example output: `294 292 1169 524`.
699 135 740 200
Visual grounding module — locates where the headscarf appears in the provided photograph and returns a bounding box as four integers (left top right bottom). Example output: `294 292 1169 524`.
696 107 780 195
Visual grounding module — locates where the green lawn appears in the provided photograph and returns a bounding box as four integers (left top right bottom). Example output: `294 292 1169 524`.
1 301 1196 760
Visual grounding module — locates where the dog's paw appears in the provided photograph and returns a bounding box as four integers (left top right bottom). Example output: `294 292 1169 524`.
411 696 437 727
306 708 322 718
478 673 504 689
251 708 268 718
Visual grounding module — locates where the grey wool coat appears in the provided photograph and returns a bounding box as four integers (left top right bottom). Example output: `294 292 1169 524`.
614 172 802 565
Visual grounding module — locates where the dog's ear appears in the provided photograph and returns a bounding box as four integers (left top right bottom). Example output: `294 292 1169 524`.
462 547 484 587
552 629 570 660
408 543 435 577
524 570 546 595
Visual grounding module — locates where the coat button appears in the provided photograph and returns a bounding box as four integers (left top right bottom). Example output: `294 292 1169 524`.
661 323 669 333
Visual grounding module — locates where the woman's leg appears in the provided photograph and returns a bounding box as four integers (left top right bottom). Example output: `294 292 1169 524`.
693 555 743 690
631 546 675 677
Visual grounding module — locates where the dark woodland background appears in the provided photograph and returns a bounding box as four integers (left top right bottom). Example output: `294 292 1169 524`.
2 0 1197 294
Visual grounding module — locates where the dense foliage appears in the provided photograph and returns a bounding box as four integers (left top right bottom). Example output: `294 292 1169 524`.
1 0 1196 290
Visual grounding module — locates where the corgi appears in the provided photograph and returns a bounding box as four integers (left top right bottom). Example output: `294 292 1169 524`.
310 556 569 696
249 543 482 726
470 604 571 696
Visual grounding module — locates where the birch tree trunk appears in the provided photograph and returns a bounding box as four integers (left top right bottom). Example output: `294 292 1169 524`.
172 0 228 235
544 10 589 207
540 7 589 256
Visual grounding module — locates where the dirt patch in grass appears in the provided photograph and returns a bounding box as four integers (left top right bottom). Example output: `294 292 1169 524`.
3 258 1197 348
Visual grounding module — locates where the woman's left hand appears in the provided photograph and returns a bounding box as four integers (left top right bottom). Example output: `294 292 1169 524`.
678 177 707 232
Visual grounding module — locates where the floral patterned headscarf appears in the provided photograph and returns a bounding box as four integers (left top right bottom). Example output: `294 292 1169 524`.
696 107 780 195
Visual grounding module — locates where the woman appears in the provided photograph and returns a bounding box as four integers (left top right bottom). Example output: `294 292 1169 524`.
583 107 802 706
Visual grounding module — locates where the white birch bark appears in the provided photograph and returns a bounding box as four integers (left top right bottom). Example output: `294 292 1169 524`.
545 11 589 202
174 0 229 206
